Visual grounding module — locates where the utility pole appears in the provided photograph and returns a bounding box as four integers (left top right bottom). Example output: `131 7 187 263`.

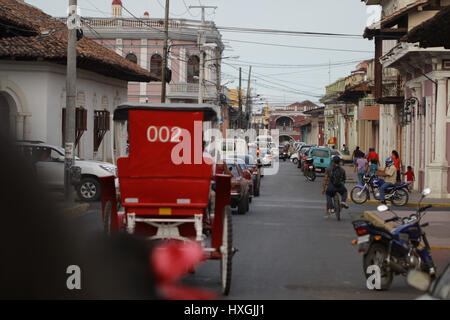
160 0 169 103
238 67 242 129
198 38 205 104
190 5 217 105
246 66 252 129
65 0 78 200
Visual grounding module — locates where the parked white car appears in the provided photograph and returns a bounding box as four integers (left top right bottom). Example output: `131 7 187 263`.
259 147 273 166
17 141 117 201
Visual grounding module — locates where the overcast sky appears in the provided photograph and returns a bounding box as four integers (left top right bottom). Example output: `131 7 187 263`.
25 0 375 109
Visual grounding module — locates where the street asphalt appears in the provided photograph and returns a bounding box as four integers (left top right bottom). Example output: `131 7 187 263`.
73 161 450 300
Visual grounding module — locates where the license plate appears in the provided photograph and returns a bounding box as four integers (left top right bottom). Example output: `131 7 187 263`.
357 234 370 244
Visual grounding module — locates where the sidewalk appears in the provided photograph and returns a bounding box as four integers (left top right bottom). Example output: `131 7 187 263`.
342 164 450 207
50 191 91 216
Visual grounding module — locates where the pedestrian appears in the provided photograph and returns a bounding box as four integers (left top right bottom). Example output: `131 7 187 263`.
352 146 363 165
403 166 415 191
341 144 346 153
367 158 378 176
354 153 368 186
391 150 403 183
366 147 380 166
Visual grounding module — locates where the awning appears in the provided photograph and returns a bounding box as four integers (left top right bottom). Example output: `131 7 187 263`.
363 0 431 39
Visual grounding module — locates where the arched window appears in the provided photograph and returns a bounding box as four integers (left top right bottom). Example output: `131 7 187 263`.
125 52 137 64
187 55 200 83
150 54 162 80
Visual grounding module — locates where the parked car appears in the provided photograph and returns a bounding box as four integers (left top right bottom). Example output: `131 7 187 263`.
290 152 299 165
229 154 261 197
225 157 254 201
331 149 352 164
407 262 450 300
16 141 117 201
224 160 250 215
307 146 331 173
259 148 273 167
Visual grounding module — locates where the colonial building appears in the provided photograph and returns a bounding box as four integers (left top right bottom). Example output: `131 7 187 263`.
0 0 155 161
380 3 450 198
81 0 224 106
361 0 450 198
268 101 320 143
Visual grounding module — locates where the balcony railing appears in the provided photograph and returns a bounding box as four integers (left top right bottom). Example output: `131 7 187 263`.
362 97 377 107
167 83 217 99
81 18 181 29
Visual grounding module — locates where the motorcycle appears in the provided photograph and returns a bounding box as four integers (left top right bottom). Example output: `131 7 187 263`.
351 188 436 290
303 157 316 181
350 174 410 206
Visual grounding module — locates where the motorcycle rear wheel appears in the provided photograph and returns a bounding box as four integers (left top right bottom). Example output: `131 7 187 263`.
391 188 409 207
363 243 393 290
306 170 316 181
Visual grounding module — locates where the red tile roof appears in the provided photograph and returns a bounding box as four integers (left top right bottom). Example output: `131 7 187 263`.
406 5 450 48
0 0 156 82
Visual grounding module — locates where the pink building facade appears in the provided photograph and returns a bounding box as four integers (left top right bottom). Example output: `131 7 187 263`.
82 1 224 105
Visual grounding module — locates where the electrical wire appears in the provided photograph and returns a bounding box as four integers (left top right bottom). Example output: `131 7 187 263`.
225 38 372 53
156 0 190 17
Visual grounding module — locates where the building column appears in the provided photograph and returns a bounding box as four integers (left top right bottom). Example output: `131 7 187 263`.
179 47 186 83
427 78 449 198
23 113 32 140
139 39 148 103
15 113 24 140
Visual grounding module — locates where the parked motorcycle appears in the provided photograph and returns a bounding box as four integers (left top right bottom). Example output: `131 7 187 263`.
350 174 410 206
303 157 316 181
351 188 436 290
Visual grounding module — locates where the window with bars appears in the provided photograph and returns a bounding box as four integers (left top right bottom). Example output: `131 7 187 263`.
62 108 87 148
94 110 110 152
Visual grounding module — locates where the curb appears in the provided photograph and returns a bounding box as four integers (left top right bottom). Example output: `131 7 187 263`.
349 197 450 208
61 203 90 215
363 211 450 250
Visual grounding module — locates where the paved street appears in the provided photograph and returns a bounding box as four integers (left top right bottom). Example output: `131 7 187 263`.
182 162 424 299
72 162 450 299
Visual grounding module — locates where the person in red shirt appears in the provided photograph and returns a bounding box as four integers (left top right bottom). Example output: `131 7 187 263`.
403 166 415 191
366 148 379 165
392 150 403 183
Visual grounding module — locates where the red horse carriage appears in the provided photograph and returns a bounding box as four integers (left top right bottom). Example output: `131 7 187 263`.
100 103 234 295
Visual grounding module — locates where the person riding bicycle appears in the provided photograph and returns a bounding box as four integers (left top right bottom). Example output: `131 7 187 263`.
377 157 397 204
322 155 349 218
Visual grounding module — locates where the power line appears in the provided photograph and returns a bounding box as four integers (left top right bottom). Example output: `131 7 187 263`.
225 38 372 53
212 26 363 39
156 0 190 17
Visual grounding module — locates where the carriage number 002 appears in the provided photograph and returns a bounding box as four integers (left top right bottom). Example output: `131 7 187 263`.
147 126 182 143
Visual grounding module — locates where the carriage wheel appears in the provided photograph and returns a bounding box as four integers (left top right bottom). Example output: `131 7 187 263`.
103 200 112 235
220 205 233 296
